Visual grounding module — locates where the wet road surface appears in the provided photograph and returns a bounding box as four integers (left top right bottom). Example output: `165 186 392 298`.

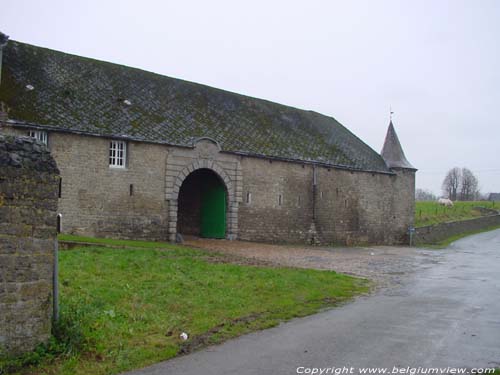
126 230 500 374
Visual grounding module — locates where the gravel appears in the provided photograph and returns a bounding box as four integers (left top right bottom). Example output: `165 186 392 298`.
184 238 444 290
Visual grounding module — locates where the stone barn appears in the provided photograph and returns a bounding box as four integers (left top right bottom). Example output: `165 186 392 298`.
0 32 416 245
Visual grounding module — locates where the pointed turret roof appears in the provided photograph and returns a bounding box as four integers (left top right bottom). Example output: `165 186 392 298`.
381 121 416 170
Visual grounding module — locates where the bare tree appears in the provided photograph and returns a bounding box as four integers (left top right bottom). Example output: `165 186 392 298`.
415 188 437 201
459 168 479 201
442 167 461 201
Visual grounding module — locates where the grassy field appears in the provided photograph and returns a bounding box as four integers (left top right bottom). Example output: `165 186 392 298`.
415 201 499 227
2 239 369 375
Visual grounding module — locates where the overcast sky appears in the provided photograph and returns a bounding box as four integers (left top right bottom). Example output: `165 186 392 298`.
2 0 499 195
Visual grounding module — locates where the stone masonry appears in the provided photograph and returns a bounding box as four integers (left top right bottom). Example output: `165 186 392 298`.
414 214 500 245
1 125 415 245
0 36 417 246
0 135 59 355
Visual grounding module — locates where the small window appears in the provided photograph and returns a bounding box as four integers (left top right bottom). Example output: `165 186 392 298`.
246 192 252 204
129 184 134 196
28 130 48 145
109 140 126 168
278 194 283 206
58 178 62 198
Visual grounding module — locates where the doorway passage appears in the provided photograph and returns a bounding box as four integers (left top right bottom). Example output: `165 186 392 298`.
177 168 227 239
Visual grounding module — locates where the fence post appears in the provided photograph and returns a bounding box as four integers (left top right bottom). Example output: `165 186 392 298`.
53 238 59 323
408 226 415 247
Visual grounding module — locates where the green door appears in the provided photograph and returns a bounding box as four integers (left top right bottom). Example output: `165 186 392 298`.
201 182 226 238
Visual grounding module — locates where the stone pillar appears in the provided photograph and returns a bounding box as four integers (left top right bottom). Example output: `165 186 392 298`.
168 199 178 242
227 202 239 240
0 135 59 355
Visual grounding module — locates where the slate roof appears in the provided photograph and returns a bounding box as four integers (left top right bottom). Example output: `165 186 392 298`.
0 39 392 173
381 121 416 170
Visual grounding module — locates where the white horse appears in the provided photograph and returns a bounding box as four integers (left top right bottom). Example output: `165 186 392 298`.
438 198 454 206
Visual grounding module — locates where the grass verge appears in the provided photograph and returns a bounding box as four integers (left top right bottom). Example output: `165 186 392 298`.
2 243 369 375
420 225 500 249
415 201 498 227
58 233 174 249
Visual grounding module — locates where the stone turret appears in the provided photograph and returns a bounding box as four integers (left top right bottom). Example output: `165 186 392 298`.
380 120 416 242
381 120 416 170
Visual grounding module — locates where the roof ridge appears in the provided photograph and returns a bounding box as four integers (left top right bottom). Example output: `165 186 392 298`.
1 39 391 173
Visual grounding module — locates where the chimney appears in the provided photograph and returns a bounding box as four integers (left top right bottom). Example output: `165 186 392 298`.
0 31 9 86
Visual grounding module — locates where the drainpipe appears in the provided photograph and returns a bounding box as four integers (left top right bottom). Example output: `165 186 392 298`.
312 165 317 221
307 165 320 245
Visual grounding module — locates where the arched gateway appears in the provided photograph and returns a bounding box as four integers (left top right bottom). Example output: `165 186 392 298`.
166 147 241 242
177 168 227 238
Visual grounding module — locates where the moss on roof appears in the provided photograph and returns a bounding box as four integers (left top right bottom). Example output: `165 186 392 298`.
0 40 390 172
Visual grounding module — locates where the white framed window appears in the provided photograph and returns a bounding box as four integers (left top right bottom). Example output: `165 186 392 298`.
246 192 252 204
109 140 126 168
28 130 48 145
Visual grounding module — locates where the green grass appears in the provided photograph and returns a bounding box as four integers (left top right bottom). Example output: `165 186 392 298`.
58 233 174 249
415 201 499 227
4 244 369 375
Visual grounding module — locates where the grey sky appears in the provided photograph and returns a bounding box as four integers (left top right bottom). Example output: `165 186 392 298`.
2 0 499 195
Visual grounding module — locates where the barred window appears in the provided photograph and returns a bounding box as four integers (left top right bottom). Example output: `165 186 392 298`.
109 140 126 168
28 130 48 145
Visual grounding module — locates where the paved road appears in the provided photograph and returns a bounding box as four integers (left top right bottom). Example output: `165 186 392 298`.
126 230 500 374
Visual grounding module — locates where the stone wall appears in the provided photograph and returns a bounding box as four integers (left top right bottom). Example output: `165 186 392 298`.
239 158 415 245
1 125 416 245
51 133 169 240
414 214 500 245
315 167 415 245
238 157 313 243
0 135 59 355
1 126 170 240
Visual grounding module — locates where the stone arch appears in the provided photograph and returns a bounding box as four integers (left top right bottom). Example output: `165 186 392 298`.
167 159 238 242
171 159 234 202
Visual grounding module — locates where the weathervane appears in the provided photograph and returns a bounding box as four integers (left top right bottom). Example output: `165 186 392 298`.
390 106 394 121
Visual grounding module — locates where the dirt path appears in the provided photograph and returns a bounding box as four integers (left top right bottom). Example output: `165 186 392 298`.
184 238 442 288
